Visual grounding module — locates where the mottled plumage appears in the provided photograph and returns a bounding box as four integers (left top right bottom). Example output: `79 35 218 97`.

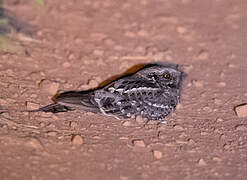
37 63 185 120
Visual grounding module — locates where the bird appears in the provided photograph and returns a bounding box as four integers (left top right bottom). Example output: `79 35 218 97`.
33 62 185 120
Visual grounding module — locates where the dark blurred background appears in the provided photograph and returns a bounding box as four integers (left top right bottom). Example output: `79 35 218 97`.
0 0 33 35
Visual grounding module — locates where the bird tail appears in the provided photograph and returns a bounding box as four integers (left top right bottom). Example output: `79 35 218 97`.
51 91 99 113
0 109 8 114
34 103 73 113
1 91 99 114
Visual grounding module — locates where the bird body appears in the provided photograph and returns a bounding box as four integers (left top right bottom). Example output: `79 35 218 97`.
35 63 185 120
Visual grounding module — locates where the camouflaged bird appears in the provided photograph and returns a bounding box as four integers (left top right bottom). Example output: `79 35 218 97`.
34 63 185 120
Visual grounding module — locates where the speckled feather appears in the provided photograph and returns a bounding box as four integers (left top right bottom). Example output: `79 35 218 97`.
38 63 185 120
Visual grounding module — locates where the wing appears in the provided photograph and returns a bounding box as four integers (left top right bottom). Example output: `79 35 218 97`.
104 76 160 95
102 77 179 120
94 77 162 118
36 91 100 113
52 91 100 113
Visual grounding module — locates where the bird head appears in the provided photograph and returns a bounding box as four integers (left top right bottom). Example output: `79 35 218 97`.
136 62 185 89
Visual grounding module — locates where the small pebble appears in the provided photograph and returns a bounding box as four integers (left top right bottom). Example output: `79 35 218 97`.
219 72 225 78
103 38 115 46
198 158 207 166
182 0 192 4
192 80 204 88
183 65 194 73
62 62 71 68
137 29 149 37
173 124 184 130
203 106 212 112
119 176 129 180
136 116 145 124
153 150 163 159
220 134 227 140
227 63 236 68
37 30 43 36
196 50 209 61
0 98 8 105
39 122 46 128
223 144 230 150
89 32 106 41
212 157 222 162
46 123 56 129
79 78 99 90
214 99 221 105
124 31 135 38
176 26 187 34
93 49 104 56
47 131 57 136
235 125 247 131
176 140 188 144
188 139 195 145
114 45 124 51
132 139 146 147
218 82 226 87
134 46 146 54
25 138 43 150
69 121 78 129
122 121 131 127
26 101 40 110
187 82 192 87
187 47 193 52
39 79 59 95
119 137 128 140
141 173 149 179
87 78 99 89
68 53 76 60
86 112 94 116
234 104 247 117
216 117 224 122
71 135 84 145
200 132 208 136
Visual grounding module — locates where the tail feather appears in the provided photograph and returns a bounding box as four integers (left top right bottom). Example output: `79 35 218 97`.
0 104 74 114
0 110 7 114
0 106 8 114
37 103 74 113
54 91 99 113
1 91 100 114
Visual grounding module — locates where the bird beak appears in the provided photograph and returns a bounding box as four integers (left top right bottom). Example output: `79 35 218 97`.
181 72 187 79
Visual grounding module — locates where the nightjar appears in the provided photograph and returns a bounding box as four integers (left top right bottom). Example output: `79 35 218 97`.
37 63 185 120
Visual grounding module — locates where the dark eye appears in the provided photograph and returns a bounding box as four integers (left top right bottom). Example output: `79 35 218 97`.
163 73 171 79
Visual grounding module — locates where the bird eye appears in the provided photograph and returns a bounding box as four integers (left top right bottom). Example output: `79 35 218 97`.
163 73 171 79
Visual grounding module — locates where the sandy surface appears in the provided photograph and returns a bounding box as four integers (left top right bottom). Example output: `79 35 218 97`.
0 0 247 180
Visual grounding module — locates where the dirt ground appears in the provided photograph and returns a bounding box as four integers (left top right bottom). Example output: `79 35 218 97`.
0 0 247 180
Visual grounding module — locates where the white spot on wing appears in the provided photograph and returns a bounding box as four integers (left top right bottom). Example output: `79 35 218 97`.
108 87 115 93
147 102 168 109
161 120 167 124
117 101 121 105
95 98 107 115
125 87 159 93
116 88 124 93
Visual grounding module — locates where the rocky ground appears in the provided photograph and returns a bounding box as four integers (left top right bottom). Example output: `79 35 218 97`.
0 0 247 180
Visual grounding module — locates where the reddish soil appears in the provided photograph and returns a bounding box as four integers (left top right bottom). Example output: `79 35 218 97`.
0 0 247 180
